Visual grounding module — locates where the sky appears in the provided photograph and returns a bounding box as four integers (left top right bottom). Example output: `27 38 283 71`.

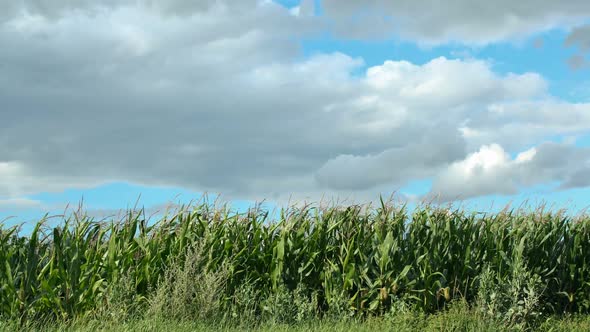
2 0 590 227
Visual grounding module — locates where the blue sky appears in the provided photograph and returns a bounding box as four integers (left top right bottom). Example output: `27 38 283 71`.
1 0 590 230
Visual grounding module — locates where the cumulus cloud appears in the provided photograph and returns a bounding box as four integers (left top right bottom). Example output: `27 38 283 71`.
459 100 590 152
1 1 590 205
428 144 519 201
321 0 590 44
428 142 590 202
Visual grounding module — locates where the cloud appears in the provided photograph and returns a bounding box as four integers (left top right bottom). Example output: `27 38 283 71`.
1 1 590 204
567 54 588 69
7 1 589 45
321 0 590 44
428 142 590 202
460 100 590 151
566 24 590 51
0 161 102 198
315 126 465 191
0 0 267 22
565 24 590 70
0 197 45 210
428 144 519 201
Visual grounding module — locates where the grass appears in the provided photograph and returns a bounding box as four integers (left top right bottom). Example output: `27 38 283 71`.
1 196 590 330
3 308 590 332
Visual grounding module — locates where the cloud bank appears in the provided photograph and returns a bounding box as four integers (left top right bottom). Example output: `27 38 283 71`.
1 1 590 204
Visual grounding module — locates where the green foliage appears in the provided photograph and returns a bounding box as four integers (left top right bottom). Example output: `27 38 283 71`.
261 283 319 324
94 270 145 322
224 281 261 325
476 261 545 329
147 242 229 322
1 197 590 328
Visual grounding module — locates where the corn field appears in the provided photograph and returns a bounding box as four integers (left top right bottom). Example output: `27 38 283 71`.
1 198 590 325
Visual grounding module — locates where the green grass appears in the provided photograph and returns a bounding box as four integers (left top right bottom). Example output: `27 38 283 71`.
3 309 590 332
1 197 590 330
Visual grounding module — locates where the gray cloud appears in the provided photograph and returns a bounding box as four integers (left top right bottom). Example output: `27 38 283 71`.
567 54 588 69
315 125 466 190
0 0 262 22
566 24 590 51
565 24 590 70
4 1 590 45
1 1 590 204
321 0 590 44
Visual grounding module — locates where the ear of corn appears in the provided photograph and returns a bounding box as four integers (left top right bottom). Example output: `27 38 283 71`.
0 197 589 323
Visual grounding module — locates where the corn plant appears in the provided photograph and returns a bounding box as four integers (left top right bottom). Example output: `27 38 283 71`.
0 197 589 325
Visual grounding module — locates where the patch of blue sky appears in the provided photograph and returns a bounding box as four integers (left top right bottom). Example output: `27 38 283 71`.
469 29 589 102
273 0 322 14
273 0 302 8
389 179 590 217
576 134 590 147
458 182 590 216
402 179 432 194
0 180 290 228
28 182 199 210
1 209 51 232
0 183 204 231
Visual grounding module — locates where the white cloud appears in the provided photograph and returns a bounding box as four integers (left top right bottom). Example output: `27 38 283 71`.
0 1 589 204
461 101 590 151
428 144 518 201
429 142 590 201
